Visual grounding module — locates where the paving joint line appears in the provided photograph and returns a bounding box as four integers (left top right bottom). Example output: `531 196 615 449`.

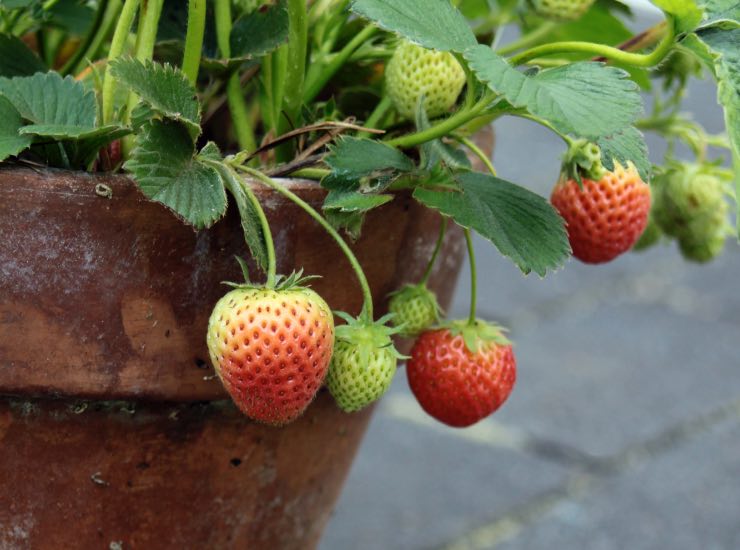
434 396 740 550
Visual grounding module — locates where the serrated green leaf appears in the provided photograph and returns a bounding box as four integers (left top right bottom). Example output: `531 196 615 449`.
326 137 415 177
0 34 47 77
700 0 740 25
0 95 32 161
466 46 642 138
597 127 651 182
125 120 227 229
214 163 269 273
323 189 393 211
651 0 703 32
414 172 570 276
109 58 201 136
19 123 127 140
0 71 96 129
48 0 96 35
230 0 289 58
350 0 477 52
690 25 740 236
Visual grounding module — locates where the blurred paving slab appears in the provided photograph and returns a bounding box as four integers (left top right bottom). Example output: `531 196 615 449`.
319 379 571 550
489 416 740 550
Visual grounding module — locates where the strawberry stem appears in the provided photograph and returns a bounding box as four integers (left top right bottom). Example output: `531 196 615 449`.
464 229 477 326
101 0 140 124
455 135 497 176
510 16 676 67
218 165 277 287
182 0 207 86
420 217 448 286
238 166 375 321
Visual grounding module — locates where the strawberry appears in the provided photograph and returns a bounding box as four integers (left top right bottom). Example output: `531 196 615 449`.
551 161 651 264
207 272 335 426
326 314 403 412
388 284 442 338
407 321 516 428
652 164 728 239
530 0 595 22
385 40 466 120
632 212 663 252
651 163 733 263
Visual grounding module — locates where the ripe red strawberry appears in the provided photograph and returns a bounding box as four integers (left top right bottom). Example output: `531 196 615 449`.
551 162 651 264
207 274 334 426
407 321 516 428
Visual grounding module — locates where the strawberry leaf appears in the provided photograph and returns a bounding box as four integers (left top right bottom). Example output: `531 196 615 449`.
651 0 703 33
230 0 289 58
0 95 32 161
325 137 414 177
699 0 740 25
350 0 477 52
0 33 47 77
109 58 201 137
214 162 270 274
0 71 97 130
465 46 643 139
597 126 651 182
125 120 227 229
414 172 570 276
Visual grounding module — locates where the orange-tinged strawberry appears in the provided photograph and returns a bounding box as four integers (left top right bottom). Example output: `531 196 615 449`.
207 277 334 426
551 162 651 264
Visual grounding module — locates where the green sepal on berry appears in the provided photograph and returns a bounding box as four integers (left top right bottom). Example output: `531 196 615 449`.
388 284 443 338
440 319 511 355
530 0 596 22
560 139 606 185
223 265 320 292
326 312 406 413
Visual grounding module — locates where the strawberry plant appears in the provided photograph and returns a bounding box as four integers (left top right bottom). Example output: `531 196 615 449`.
0 0 737 427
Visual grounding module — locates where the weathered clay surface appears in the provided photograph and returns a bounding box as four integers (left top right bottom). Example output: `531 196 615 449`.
0 167 464 401
0 165 467 549
0 392 371 550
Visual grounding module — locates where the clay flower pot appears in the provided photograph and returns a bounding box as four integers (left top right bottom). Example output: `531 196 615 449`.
0 166 466 548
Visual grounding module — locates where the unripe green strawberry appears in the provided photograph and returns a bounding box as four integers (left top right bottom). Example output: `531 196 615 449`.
653 165 728 239
326 314 402 412
632 212 663 252
385 41 466 120
531 0 595 21
678 231 727 263
207 275 334 426
388 284 441 338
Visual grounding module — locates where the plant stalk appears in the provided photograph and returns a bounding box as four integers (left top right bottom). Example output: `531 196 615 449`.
239 166 375 321
464 229 477 325
420 217 448 286
304 24 378 104
182 0 207 86
510 17 675 67
102 0 140 124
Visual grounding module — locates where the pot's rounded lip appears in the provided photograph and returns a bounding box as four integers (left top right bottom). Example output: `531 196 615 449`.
0 164 325 192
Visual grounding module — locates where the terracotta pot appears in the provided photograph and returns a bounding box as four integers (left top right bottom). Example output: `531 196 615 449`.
0 166 467 548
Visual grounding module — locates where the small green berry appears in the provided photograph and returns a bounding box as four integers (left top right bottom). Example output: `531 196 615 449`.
385 41 466 120
388 284 442 338
530 0 595 22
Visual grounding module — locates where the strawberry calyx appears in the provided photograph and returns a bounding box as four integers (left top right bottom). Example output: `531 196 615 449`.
560 139 606 185
438 318 511 354
223 258 320 291
334 311 407 363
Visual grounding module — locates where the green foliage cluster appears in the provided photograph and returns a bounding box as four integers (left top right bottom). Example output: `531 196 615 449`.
0 0 737 276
